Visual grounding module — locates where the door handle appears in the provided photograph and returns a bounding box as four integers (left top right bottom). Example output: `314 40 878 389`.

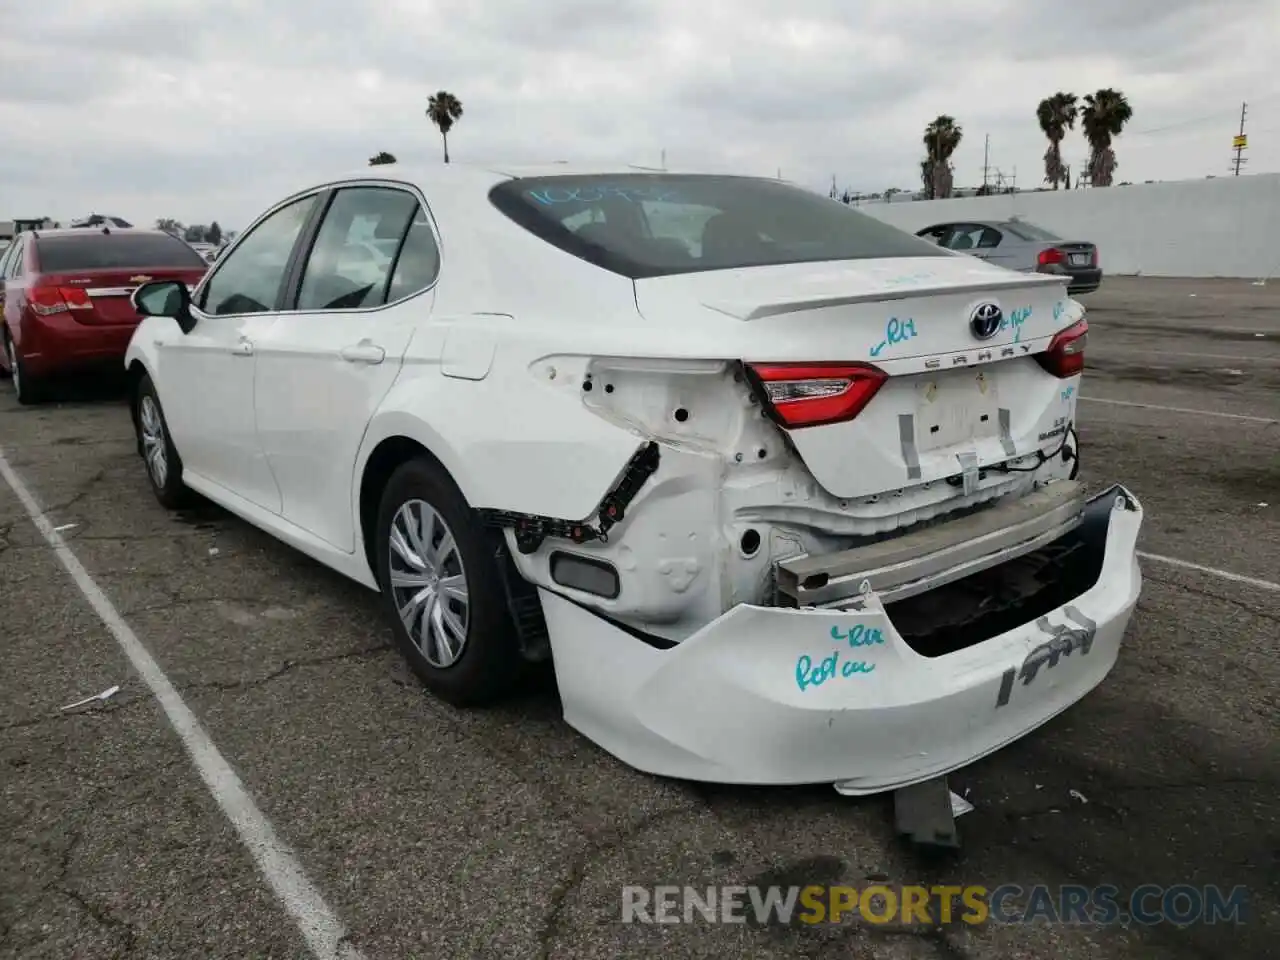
340 341 385 364
231 338 254 357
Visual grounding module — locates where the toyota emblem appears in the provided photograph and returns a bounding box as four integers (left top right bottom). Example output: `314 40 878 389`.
970 302 1003 340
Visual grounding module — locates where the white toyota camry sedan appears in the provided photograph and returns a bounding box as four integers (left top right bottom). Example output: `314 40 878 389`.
124 164 1143 792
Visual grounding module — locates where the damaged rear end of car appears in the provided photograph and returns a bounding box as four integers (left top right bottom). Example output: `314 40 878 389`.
474 172 1144 790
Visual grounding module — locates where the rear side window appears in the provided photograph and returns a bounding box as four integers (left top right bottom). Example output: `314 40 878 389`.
385 208 440 302
35 233 207 272
489 175 947 279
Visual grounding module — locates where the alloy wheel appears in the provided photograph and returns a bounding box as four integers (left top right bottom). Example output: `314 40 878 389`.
388 499 470 668
6 337 19 397
138 395 168 488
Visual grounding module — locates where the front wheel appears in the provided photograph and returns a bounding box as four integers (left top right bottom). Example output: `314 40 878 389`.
134 374 191 509
375 458 525 706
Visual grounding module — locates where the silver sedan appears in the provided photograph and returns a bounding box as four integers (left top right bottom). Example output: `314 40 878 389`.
915 218 1102 295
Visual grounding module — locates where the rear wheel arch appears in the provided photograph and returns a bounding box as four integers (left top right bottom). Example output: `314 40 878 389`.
358 435 461 579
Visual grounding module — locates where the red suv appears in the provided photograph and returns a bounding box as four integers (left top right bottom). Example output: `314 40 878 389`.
0 228 209 404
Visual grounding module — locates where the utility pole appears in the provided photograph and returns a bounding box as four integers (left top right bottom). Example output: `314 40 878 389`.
660 148 666 170
982 134 990 192
1232 102 1248 176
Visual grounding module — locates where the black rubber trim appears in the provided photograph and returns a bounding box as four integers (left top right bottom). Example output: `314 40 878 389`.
557 594 678 650
278 189 334 311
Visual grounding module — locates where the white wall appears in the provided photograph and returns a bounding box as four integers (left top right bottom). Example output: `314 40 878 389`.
856 173 1280 279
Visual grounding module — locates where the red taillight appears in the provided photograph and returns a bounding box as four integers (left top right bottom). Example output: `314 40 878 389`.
746 362 887 428
1037 319 1088 378
1037 247 1065 267
1092 246 1099 267
29 283 92 316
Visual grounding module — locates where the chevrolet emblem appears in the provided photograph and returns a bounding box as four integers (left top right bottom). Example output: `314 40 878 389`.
129 275 152 283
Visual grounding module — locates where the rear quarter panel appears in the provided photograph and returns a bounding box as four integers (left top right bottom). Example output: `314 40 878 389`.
356 312 646 522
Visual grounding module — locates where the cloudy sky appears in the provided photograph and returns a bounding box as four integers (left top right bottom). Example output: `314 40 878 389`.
2 0 1277 231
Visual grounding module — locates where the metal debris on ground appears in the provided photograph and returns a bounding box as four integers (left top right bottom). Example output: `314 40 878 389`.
950 791 975 817
893 777 962 850
61 685 122 711
1069 788 1089 804
208 547 220 556
53 523 78 533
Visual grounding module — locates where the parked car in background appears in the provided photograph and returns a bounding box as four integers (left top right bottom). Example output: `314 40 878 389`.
0 228 208 403
189 241 220 264
122 164 1141 792
69 214 134 229
915 218 1102 295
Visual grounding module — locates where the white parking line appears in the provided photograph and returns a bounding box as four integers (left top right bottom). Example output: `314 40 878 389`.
0 450 364 960
1139 552 1280 593
1080 396 1279 424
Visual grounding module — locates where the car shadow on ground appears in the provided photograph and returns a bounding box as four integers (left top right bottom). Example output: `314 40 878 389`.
3 369 131 409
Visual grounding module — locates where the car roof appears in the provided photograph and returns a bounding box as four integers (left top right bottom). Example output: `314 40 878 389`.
923 218 1043 229
27 227 176 240
303 161 781 193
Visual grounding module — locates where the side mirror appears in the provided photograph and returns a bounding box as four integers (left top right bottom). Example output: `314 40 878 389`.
132 280 196 334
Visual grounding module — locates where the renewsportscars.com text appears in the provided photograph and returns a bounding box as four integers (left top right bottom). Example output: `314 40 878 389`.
621 883 1249 927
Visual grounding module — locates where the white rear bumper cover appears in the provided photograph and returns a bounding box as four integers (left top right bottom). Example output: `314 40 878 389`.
542 485 1143 791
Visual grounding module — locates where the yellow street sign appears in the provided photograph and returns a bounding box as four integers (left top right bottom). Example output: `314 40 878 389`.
1233 135 1248 148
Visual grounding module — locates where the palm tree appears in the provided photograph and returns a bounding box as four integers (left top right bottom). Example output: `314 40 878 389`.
1079 89 1133 187
426 91 464 163
369 151 397 165
921 116 963 199
1036 92 1078 189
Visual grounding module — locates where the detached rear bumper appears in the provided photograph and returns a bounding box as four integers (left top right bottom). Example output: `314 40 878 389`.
543 484 1143 790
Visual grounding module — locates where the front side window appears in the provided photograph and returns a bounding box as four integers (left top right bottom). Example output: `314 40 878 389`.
488 174 947 279
296 187 419 311
199 194 317 315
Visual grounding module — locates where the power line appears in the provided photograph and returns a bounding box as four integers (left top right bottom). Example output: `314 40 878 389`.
1125 93 1279 138
1128 110 1243 138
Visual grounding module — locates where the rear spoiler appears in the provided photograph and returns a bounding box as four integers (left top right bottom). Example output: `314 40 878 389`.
706 272 1066 321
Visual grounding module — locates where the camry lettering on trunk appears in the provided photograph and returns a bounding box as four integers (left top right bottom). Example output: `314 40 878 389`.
923 343 1033 369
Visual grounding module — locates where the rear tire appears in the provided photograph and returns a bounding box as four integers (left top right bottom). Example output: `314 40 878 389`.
374 457 525 706
134 374 192 509
5 329 46 405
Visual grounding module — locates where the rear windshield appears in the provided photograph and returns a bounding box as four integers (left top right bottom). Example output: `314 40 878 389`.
488 175 948 279
1000 220 1060 242
35 233 207 272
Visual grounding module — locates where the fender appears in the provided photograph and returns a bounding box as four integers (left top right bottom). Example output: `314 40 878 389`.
122 319 167 434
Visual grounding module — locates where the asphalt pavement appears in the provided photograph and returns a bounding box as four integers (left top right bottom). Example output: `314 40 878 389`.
1 276 1277 959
